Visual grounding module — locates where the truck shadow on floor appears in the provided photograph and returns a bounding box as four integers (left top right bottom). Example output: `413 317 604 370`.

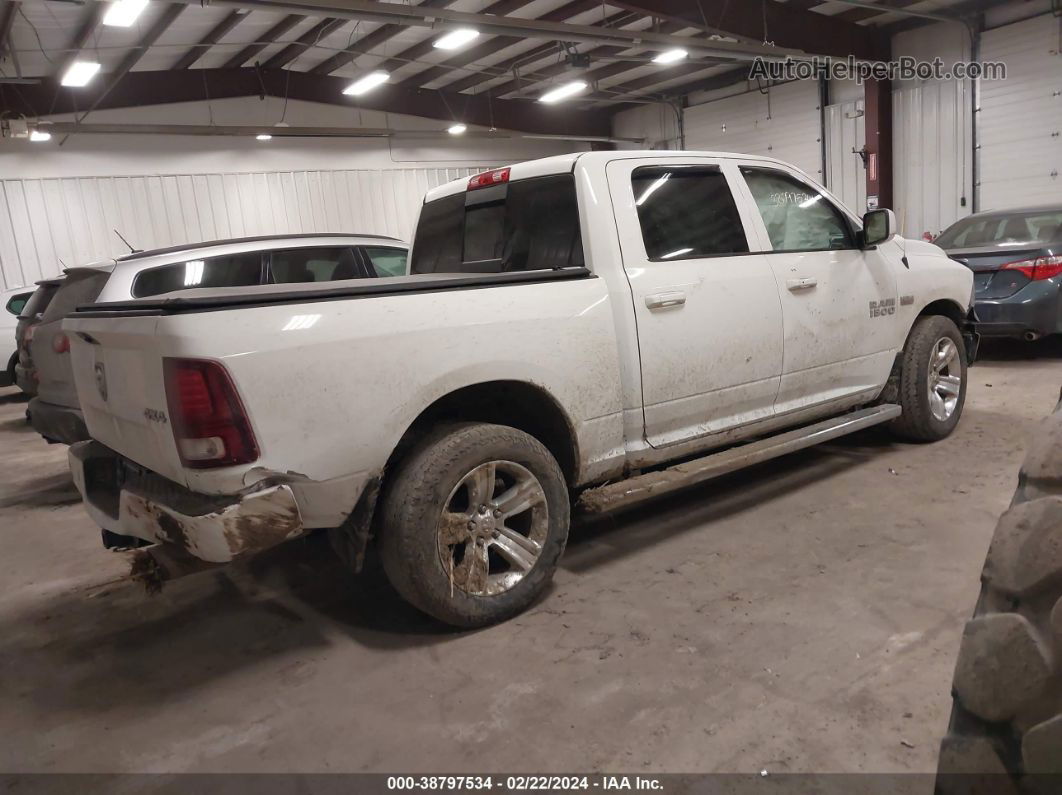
0 429 899 718
0 471 82 509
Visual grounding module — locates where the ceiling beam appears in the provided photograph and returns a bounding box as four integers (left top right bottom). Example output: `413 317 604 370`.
172 9 247 69
0 1 18 62
607 0 888 59
307 0 453 76
438 10 642 94
222 12 304 68
366 0 532 82
261 16 347 69
56 1 107 77
1 67 612 137
396 0 602 89
167 0 804 61
832 0 921 24
826 0 964 23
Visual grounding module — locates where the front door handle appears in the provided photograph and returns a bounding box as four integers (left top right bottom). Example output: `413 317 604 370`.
786 277 818 291
645 290 687 310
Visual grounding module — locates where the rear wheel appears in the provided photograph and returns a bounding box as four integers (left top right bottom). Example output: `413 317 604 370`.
890 315 967 442
937 392 1062 791
377 422 570 628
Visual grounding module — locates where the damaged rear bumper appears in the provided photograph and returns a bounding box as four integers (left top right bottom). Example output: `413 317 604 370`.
68 440 305 563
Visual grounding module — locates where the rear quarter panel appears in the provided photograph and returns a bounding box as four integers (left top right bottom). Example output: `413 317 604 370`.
73 276 625 526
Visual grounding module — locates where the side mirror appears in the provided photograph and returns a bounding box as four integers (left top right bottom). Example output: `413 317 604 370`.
862 208 897 248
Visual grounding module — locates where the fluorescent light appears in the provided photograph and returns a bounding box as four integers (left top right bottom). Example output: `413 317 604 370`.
342 70 389 96
433 28 479 50
183 260 204 287
103 0 149 27
538 80 588 104
256 134 273 141
653 48 688 65
61 60 101 87
448 123 467 135
29 130 51 142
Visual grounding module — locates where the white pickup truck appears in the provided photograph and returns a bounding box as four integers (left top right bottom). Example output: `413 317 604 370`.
64 151 977 627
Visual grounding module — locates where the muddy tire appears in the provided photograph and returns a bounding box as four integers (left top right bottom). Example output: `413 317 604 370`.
937 391 1062 793
890 315 967 442
377 422 569 628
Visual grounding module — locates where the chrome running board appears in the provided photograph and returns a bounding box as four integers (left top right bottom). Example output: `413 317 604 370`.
578 404 902 514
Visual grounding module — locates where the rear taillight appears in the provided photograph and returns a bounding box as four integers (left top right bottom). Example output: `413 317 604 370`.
52 332 70 354
24 325 36 344
163 358 259 469
468 167 510 191
1000 255 1062 282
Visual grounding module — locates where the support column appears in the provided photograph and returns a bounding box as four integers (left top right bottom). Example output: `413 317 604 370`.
863 77 894 211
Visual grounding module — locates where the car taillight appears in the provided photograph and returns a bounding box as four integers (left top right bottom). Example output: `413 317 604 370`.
163 358 259 469
25 325 35 343
468 167 510 191
1000 255 1062 282
52 332 70 354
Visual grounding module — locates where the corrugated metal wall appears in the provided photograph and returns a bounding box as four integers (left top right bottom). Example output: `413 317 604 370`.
978 14 1062 210
892 77 973 239
825 99 867 214
683 80 824 182
0 166 488 291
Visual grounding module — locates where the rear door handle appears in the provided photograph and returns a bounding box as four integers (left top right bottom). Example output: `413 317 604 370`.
645 290 687 310
786 277 818 291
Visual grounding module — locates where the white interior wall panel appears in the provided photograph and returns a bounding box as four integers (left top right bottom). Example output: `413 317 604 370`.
825 99 868 213
892 77 973 239
0 167 486 291
977 14 1062 211
683 81 824 182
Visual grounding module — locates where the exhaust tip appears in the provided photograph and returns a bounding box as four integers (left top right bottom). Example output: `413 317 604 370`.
1023 331 1042 342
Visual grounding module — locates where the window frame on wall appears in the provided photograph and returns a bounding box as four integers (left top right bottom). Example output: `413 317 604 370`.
738 165 860 254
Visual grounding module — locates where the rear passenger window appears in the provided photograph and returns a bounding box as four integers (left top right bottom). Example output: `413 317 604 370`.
270 247 360 283
5 292 31 315
133 253 263 298
631 166 749 261
363 246 408 277
411 175 583 274
740 167 854 252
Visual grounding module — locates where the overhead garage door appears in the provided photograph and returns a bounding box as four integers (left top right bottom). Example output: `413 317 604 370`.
683 80 824 183
977 14 1062 211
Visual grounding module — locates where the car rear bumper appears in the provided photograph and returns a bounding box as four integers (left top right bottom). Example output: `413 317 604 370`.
29 397 88 444
68 440 306 563
973 281 1062 338
14 364 36 396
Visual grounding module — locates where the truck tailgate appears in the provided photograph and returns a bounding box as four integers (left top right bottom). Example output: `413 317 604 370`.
66 314 189 487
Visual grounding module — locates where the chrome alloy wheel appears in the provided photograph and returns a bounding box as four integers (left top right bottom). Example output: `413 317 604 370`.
928 336 962 422
437 460 549 596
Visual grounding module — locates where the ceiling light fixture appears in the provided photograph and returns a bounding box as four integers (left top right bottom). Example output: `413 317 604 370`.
29 130 51 142
256 134 273 141
653 48 688 64
447 123 467 135
539 80 587 104
103 0 150 27
342 70 390 96
61 60 101 87
433 28 479 50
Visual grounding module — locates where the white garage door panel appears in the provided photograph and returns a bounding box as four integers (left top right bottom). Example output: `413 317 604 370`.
825 99 867 214
0 166 487 291
683 81 824 181
978 15 1062 210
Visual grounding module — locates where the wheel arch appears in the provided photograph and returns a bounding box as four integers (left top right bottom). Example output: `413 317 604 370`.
386 380 580 488
916 298 967 329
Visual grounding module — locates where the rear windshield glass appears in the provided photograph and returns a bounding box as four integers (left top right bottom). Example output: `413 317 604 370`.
133 252 263 297
364 246 408 277
935 210 1062 249
41 272 111 321
411 174 583 274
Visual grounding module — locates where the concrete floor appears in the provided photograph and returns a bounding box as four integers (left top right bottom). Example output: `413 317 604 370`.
2 339 1060 776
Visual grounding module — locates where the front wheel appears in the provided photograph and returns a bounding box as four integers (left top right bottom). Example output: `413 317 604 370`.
890 315 968 442
377 422 570 628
